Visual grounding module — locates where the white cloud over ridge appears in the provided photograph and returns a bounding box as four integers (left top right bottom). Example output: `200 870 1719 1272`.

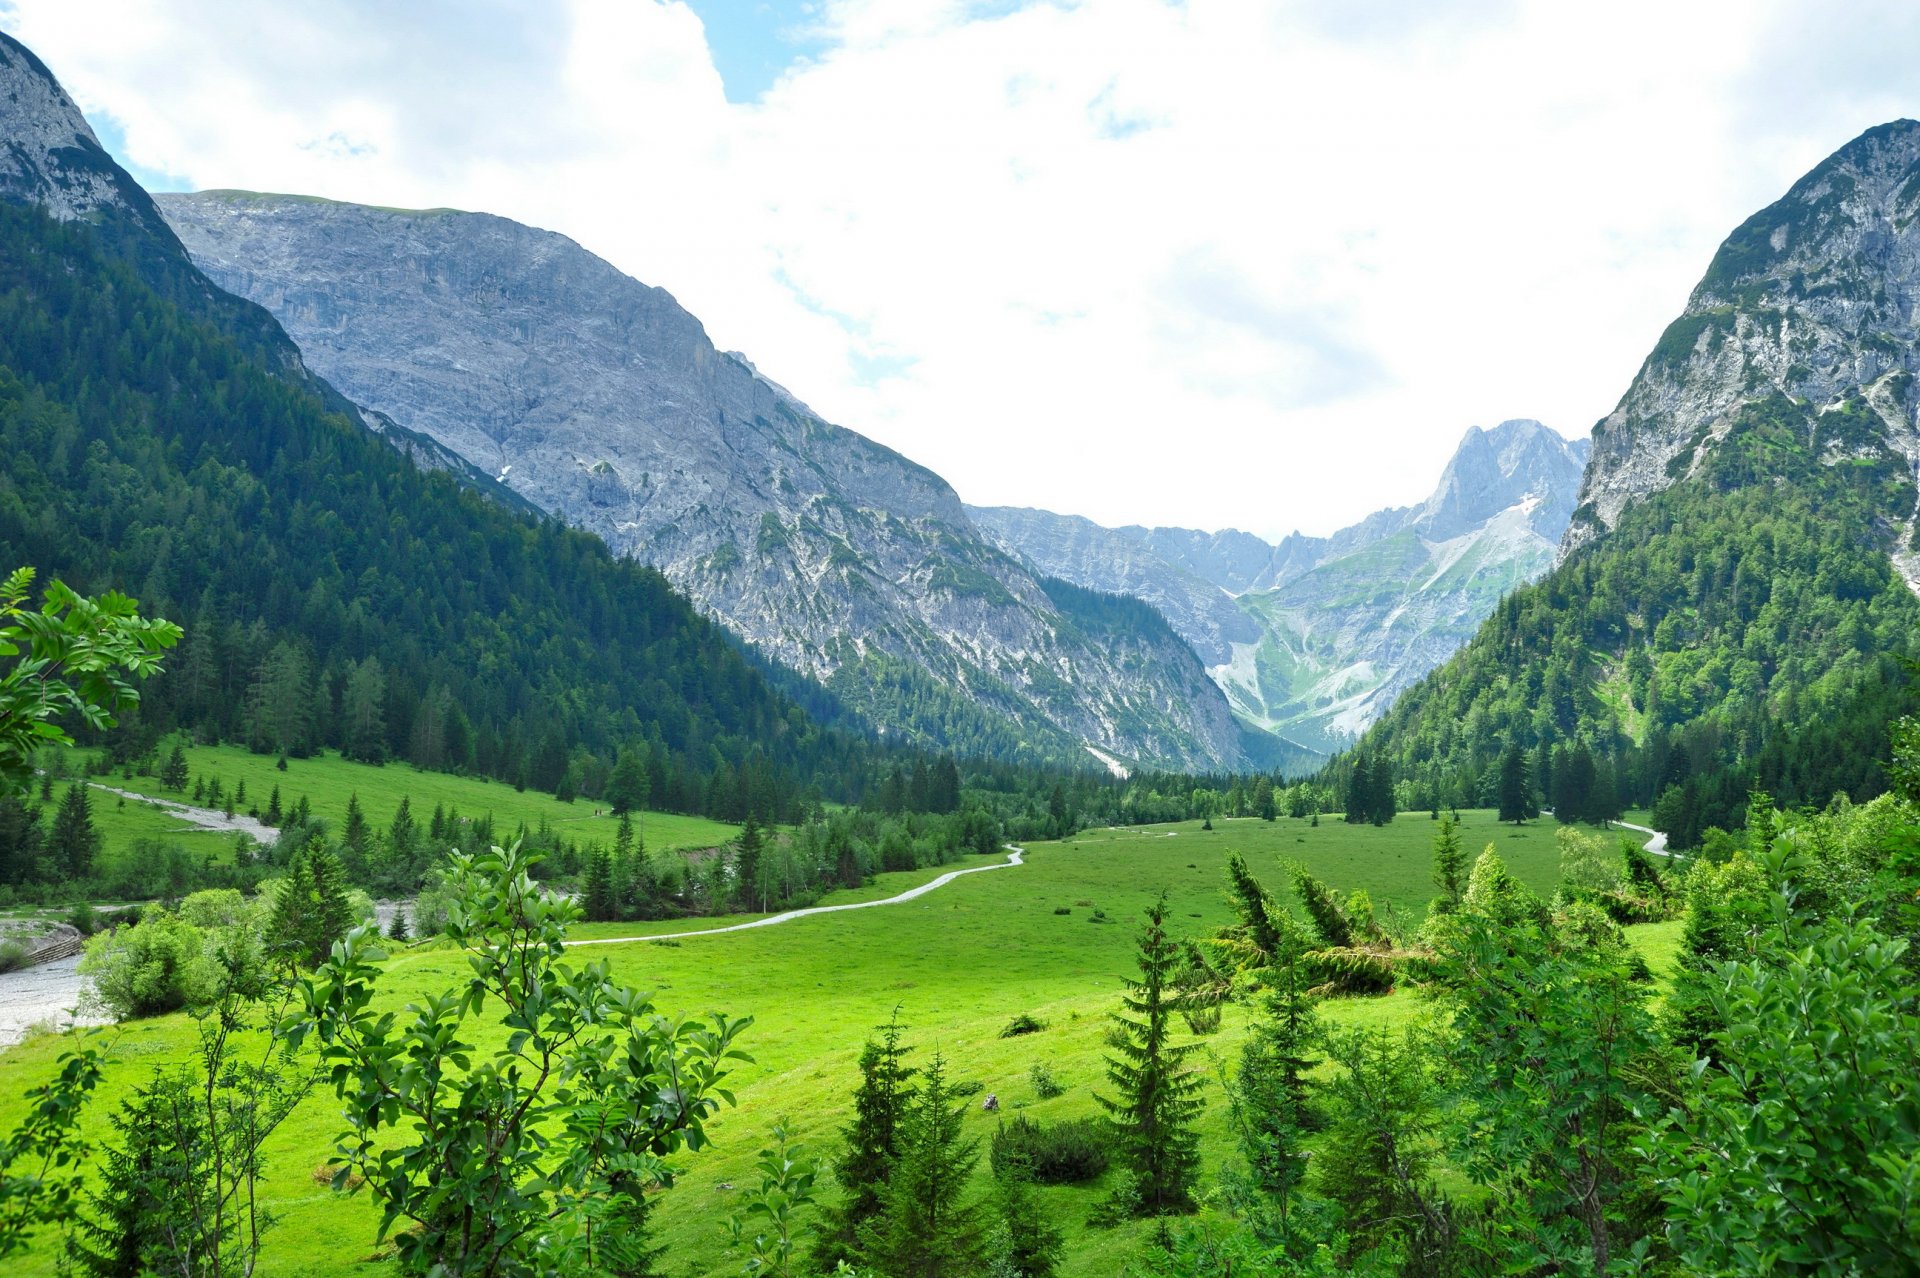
1 0 1913 538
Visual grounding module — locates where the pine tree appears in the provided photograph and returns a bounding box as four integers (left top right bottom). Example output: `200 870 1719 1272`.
1097 893 1204 1217
1344 755 1372 824
815 1012 918 1270
387 906 410 943
1253 776 1277 822
264 784 283 826
341 793 369 868
269 838 356 969
864 1052 985 1277
0 791 45 886
1431 813 1467 911
734 814 766 911
76 1073 207 1278
159 742 189 792
341 656 388 763
1369 754 1396 827
49 782 100 880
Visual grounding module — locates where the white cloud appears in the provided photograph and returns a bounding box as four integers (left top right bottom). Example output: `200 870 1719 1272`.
0 0 1908 538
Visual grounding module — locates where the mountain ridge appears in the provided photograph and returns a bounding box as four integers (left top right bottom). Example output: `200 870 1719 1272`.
156 189 1259 771
972 419 1589 753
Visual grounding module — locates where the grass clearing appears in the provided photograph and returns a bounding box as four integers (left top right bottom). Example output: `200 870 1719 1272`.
0 811 1656 1276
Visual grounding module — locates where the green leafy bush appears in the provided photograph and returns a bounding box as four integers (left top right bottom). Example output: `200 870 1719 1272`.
78 907 212 1020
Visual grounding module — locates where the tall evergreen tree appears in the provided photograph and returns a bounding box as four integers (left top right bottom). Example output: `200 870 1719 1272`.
1497 744 1537 825
734 814 766 912
1431 813 1467 912
49 782 99 880
583 846 618 923
340 657 388 763
268 838 355 969
863 1052 985 1278
1556 741 1597 824
815 1012 918 1270
0 790 44 886
1232 900 1320 1245
159 742 189 792
1097 893 1204 1217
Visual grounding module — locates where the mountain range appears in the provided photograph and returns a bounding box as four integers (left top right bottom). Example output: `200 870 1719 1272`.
972 419 1589 753
153 191 1258 773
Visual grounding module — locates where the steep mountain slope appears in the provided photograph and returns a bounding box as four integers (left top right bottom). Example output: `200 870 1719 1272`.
155 192 1249 771
974 420 1589 753
1359 122 1920 840
0 29 874 815
1567 119 1920 560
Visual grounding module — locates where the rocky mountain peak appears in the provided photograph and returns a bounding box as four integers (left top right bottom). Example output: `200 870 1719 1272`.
0 32 156 227
1412 418 1589 542
1567 119 1920 555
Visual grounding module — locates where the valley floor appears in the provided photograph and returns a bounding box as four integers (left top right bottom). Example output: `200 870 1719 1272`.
0 810 1662 1278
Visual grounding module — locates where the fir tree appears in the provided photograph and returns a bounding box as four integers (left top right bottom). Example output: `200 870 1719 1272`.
1097 893 1204 1217
988 1149 1063 1278
864 1052 986 1278
263 784 283 826
49 782 100 880
815 1012 918 1270
387 906 410 943
75 1073 206 1278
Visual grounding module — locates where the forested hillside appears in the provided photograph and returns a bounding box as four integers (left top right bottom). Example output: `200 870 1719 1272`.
0 196 874 819
1355 122 1920 842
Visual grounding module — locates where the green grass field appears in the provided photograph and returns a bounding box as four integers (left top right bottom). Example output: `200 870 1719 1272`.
62 743 743 880
0 810 1661 1277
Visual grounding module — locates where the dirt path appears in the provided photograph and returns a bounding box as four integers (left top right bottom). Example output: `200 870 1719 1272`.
1612 820 1671 857
88 782 278 845
566 846 1026 948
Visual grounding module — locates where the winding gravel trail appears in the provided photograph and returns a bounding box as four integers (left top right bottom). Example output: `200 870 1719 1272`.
1611 820 1671 857
566 846 1026 948
87 781 277 845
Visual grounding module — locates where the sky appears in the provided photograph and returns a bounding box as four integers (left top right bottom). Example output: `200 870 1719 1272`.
1 0 1915 540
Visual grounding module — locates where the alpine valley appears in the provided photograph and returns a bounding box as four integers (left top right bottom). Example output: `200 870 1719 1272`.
2 18 1919 1278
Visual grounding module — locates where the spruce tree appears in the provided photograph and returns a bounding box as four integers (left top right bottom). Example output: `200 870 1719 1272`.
269 838 356 969
734 814 766 911
815 1012 918 1270
1097 893 1204 1217
50 782 100 880
264 784 283 826
584 846 618 922
1431 813 1466 911
1498 744 1537 824
864 1052 985 1277
1344 754 1372 824
388 905 411 943
1234 902 1320 1244
388 796 417 857
159 742 189 792
989 1150 1063 1278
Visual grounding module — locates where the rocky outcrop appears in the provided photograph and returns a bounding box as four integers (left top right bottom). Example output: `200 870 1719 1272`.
975 420 1589 754
156 191 1249 769
1567 119 1920 556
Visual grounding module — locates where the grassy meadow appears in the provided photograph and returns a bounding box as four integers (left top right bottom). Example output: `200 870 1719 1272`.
61 742 744 881
0 809 1665 1277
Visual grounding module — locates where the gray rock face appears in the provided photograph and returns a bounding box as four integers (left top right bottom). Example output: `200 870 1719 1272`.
156 191 1247 770
974 420 1589 754
1567 119 1920 557
0 34 148 226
